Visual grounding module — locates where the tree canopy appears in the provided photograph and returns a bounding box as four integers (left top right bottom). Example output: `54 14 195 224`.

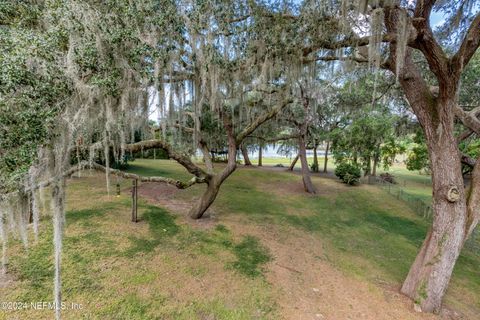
1 1 479 318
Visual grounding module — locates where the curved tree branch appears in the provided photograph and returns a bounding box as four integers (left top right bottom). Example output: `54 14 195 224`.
125 140 210 179
453 105 480 135
408 3 450 84
88 162 205 189
22 161 206 194
451 12 480 74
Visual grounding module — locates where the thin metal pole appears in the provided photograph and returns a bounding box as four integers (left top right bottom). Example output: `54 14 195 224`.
131 179 138 222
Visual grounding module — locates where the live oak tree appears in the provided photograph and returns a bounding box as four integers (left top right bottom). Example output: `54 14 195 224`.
0 3 307 317
1 0 479 317
279 78 324 194
309 0 480 313
298 0 480 312
382 2 480 312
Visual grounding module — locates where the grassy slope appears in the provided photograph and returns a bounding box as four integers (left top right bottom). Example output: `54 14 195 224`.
1 170 275 320
1 159 478 319
129 159 479 313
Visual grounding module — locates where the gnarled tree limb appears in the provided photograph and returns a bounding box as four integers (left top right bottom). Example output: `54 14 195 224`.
88 162 205 189
453 105 480 135
409 2 450 83
22 160 206 194
125 140 210 179
302 33 396 57
451 12 480 74
457 129 474 143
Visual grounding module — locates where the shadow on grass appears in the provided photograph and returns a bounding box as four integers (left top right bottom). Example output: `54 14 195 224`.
124 206 271 278
66 208 106 224
123 205 180 257
65 201 124 224
228 235 271 278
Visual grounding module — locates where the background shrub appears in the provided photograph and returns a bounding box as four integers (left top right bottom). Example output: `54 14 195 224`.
335 162 361 185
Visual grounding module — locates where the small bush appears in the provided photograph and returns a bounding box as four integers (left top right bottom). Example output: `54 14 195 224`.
335 162 361 185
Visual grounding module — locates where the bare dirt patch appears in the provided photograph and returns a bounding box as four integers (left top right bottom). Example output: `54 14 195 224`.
0 272 15 289
137 182 218 230
136 182 190 214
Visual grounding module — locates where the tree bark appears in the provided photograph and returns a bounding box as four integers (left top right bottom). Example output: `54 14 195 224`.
298 136 316 194
380 6 480 311
364 155 371 177
258 146 263 166
393 47 473 312
323 141 329 173
289 154 299 171
401 120 468 313
241 145 252 166
372 154 378 177
188 176 221 219
189 141 237 219
312 143 319 172
199 140 214 174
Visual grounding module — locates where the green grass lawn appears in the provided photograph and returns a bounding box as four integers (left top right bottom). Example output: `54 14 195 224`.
126 159 479 312
1 169 276 320
1 159 478 319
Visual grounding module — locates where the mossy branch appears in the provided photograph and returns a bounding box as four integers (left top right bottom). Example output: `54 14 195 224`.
15 161 207 195
124 140 211 180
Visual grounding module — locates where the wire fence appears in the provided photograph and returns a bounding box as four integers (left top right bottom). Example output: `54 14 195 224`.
365 175 480 255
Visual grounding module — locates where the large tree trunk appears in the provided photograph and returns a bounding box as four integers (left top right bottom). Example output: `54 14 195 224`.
258 146 263 166
372 154 378 177
241 145 252 166
388 35 477 311
400 99 471 313
299 136 316 194
312 144 319 172
289 154 299 171
382 5 480 312
188 176 221 219
323 141 329 173
364 155 371 177
189 145 237 219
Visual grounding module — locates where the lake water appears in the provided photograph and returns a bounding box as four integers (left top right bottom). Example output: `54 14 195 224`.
246 145 326 159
